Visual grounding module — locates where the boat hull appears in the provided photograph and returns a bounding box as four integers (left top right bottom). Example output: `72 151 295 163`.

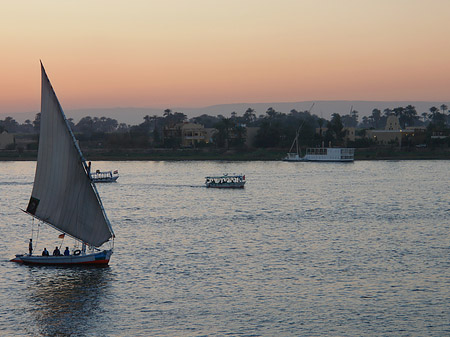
11 249 113 266
206 182 245 188
283 153 302 161
283 158 304 162
92 176 119 183
284 158 354 162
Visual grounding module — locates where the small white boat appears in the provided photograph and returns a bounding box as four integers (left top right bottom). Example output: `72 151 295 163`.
205 174 246 188
91 169 119 183
283 121 303 162
11 62 115 266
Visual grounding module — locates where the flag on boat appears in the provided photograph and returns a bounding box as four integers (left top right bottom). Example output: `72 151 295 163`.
58 233 65 239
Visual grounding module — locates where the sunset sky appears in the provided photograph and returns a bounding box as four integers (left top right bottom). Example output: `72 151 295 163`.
1 0 450 116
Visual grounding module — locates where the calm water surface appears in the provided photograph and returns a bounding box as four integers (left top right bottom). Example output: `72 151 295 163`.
0 160 449 336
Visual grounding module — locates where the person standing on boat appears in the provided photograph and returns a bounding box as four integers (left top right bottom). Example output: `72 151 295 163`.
28 239 33 256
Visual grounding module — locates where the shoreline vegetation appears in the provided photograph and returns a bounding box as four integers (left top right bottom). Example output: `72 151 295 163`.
2 104 450 163
2 147 450 161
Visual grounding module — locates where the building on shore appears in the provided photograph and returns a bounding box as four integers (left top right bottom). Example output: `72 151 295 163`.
0 131 15 149
180 123 209 147
163 122 208 147
163 122 259 149
366 116 426 146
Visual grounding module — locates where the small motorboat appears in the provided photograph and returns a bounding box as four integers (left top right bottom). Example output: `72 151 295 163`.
205 174 246 188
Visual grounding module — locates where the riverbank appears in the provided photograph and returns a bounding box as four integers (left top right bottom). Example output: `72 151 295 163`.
0 149 286 161
1 147 450 161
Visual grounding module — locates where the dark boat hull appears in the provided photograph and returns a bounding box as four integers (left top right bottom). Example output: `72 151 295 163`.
206 182 245 188
11 250 112 266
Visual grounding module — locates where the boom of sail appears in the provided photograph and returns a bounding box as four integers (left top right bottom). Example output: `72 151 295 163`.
25 63 114 248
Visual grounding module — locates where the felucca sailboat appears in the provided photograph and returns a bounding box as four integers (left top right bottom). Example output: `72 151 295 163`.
11 63 115 265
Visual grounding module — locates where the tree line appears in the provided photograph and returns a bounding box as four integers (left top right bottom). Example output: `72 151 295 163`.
1 104 449 150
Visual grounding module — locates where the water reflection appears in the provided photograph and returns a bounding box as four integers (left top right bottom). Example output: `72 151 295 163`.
26 266 112 336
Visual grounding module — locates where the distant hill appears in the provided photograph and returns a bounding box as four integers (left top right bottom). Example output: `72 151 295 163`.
3 100 449 125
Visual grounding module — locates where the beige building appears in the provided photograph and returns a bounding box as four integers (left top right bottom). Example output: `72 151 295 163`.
366 129 403 145
0 131 14 149
385 115 400 130
365 116 424 145
164 122 259 148
179 123 208 147
163 122 209 147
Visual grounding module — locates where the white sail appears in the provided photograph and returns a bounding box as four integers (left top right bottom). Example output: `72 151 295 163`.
26 63 114 247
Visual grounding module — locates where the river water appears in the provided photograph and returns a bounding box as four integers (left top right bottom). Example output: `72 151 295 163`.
0 160 449 336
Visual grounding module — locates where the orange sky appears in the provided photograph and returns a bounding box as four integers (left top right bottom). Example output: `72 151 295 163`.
1 0 450 115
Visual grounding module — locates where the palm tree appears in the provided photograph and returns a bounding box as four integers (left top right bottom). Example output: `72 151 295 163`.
403 105 417 127
428 106 446 126
421 112 428 124
33 113 41 132
266 107 278 119
383 108 392 116
243 108 256 124
163 108 176 127
2 116 19 133
428 106 439 121
371 109 381 129
327 113 345 145
393 107 406 128
143 115 151 124
214 118 233 149
361 116 369 128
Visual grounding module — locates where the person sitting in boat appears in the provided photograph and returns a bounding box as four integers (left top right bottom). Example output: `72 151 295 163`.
42 248 49 256
53 246 61 256
64 247 70 256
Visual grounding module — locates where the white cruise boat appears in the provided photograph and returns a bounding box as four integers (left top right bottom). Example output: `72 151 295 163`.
284 147 354 162
91 169 119 183
303 147 354 162
283 147 355 162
